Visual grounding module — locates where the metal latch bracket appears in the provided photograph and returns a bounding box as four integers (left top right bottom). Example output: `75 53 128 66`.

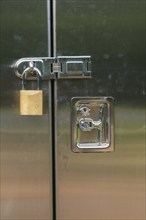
14 56 91 80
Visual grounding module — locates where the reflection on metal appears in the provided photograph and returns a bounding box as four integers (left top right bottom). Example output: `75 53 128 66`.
21 61 42 90
78 117 102 132
71 97 114 152
14 56 91 79
79 106 91 116
57 56 91 78
20 66 43 115
14 57 56 80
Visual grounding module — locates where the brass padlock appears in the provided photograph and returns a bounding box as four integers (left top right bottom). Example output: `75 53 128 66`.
20 67 43 115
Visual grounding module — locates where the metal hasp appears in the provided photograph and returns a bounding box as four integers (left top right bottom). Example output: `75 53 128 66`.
14 56 91 79
71 97 114 153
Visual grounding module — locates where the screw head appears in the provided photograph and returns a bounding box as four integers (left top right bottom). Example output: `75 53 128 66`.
79 106 90 116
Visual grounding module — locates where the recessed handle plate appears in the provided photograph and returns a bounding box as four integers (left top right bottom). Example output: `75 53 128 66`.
71 97 114 153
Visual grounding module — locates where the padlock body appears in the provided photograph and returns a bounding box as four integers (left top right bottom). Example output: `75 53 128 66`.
20 90 43 115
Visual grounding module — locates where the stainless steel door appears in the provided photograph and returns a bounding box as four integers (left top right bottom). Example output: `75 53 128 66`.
55 0 145 219
1 0 145 220
0 1 53 219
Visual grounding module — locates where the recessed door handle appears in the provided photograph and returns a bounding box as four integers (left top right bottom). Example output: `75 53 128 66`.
71 97 114 153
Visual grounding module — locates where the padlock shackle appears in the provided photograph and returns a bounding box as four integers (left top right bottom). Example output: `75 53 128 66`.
22 67 42 90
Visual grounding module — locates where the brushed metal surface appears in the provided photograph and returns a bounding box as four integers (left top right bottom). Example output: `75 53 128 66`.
56 0 145 219
0 1 52 219
1 0 145 219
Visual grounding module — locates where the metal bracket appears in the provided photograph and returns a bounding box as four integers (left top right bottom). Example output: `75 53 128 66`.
14 56 91 80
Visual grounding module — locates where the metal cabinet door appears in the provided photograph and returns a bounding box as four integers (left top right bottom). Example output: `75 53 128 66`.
0 1 53 219
55 0 145 219
1 1 145 220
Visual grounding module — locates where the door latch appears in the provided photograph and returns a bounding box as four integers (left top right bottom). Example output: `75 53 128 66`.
71 97 114 153
78 118 102 132
14 56 91 79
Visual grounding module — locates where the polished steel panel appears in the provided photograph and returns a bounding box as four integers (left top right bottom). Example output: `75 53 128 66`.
0 0 52 219
56 0 145 219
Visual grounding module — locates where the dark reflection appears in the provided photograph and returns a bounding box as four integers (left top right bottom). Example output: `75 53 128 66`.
57 0 145 104
0 0 48 63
